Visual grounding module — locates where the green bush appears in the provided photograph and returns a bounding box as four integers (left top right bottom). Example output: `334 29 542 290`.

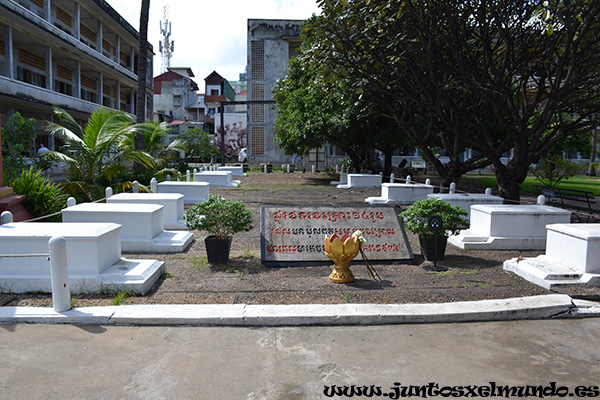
399 197 468 239
10 167 68 221
184 195 253 239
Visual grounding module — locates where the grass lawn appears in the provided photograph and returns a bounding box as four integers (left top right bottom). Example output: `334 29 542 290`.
463 174 600 196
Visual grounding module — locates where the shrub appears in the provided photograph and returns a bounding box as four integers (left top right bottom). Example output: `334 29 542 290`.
10 167 68 221
400 197 468 239
184 195 253 238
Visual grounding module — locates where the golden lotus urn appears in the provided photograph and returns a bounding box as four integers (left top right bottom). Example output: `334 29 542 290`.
324 233 360 283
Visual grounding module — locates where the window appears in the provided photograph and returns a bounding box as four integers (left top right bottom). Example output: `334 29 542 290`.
251 40 265 80
250 127 264 155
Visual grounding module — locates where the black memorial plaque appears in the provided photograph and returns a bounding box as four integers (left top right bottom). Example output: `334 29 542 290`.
261 205 413 265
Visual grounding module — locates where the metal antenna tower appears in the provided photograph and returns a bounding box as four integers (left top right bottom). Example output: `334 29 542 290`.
159 6 174 73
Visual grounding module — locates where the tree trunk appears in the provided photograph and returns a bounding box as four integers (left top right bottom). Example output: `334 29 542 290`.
588 130 597 176
134 0 150 171
494 164 523 203
383 149 393 182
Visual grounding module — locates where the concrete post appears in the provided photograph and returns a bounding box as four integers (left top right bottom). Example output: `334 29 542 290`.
425 179 431 186
336 165 339 174
166 174 171 181
312 165 316 174
449 182 456 194
1 211 13 225
67 197 76 207
150 178 158 193
105 187 113 198
49 236 70 312
264 164 268 173
133 181 139 193
485 188 493 196
186 170 191 182
406 175 412 184
286 164 290 173
537 195 546 205
390 173 395 183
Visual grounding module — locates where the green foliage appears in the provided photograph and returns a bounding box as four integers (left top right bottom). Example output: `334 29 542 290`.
2 112 37 182
400 197 468 239
184 195 253 239
179 128 218 162
532 154 582 188
9 167 68 221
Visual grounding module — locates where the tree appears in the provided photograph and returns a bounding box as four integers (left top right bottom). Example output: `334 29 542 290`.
273 55 409 176
179 128 219 162
134 0 151 170
2 112 37 183
305 0 600 200
46 106 153 200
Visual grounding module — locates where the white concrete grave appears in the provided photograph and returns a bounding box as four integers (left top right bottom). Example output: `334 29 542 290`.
217 165 246 177
449 204 571 250
157 181 210 204
0 222 163 293
61 203 193 252
330 173 348 186
106 192 187 230
337 174 382 189
427 192 504 221
504 223 600 289
194 171 241 187
365 183 435 205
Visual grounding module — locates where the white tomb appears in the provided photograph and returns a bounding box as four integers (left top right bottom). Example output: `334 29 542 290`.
0 222 163 294
193 171 241 187
504 224 600 289
449 204 571 250
217 165 246 177
365 183 434 205
157 181 210 204
427 192 504 220
61 203 193 252
106 192 186 230
337 174 382 189
330 173 348 186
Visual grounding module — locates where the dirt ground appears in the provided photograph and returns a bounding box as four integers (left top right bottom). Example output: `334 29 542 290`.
2 171 598 308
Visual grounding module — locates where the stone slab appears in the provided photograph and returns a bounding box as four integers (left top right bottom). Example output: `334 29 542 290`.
217 165 247 177
157 181 210 205
337 174 382 189
107 192 186 230
546 223 600 273
366 183 434 205
427 193 504 220
260 205 413 265
193 171 241 187
504 255 600 289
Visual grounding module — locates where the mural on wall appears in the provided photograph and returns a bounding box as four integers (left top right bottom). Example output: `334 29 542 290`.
215 113 247 161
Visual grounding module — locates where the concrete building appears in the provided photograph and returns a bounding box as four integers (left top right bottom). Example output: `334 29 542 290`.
0 0 153 148
247 19 302 165
153 67 200 123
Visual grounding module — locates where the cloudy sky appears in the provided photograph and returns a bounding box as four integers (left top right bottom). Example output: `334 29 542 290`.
105 0 321 84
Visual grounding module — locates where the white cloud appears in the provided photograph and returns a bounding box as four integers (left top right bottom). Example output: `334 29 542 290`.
105 0 320 86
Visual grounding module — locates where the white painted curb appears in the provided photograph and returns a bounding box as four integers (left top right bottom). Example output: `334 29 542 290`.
0 294 592 326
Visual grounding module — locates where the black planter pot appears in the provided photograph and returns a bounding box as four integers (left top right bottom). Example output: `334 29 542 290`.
205 235 232 264
419 235 448 261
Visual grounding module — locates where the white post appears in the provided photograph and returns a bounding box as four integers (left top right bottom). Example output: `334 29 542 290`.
105 187 113 198
312 165 315 174
166 174 171 181
406 175 412 184
150 178 158 193
1 211 13 225
390 173 395 183
425 178 431 186
336 165 339 174
186 170 191 182
264 164 268 173
537 195 546 205
133 181 139 193
49 236 70 312
449 182 456 194
67 197 76 207
485 188 493 196
287 164 290 173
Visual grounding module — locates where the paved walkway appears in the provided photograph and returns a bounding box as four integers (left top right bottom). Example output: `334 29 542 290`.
2 318 600 399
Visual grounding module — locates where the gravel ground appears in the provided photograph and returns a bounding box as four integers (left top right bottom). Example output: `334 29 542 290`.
2 171 598 308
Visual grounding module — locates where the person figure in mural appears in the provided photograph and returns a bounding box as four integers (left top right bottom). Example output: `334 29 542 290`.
225 147 233 163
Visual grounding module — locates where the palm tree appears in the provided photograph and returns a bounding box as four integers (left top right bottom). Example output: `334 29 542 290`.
46 106 154 200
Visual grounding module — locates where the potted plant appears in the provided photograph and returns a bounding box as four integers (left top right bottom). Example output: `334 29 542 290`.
184 195 253 264
399 197 468 261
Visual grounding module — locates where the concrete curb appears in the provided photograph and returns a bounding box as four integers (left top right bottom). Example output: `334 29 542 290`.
0 294 594 326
